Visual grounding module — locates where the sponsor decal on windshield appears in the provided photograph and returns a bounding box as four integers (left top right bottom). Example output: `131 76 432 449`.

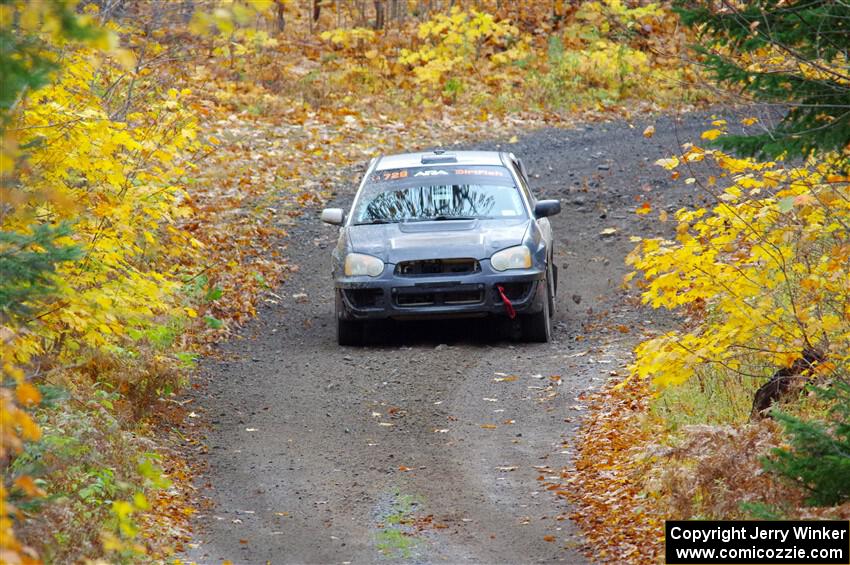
452 168 506 177
371 166 507 183
374 170 409 182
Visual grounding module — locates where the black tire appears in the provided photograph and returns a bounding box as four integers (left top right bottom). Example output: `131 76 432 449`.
547 261 557 314
337 317 364 346
335 291 364 346
522 278 552 343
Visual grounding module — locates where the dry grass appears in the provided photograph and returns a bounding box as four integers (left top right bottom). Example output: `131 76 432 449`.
567 368 850 563
647 421 801 519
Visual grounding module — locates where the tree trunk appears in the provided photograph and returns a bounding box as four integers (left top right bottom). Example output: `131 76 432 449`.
751 348 824 419
374 0 385 29
275 0 286 33
310 0 321 31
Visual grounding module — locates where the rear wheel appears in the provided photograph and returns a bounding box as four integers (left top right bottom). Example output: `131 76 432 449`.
521 278 552 343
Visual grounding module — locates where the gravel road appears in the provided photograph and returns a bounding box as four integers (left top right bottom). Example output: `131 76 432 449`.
185 112 712 564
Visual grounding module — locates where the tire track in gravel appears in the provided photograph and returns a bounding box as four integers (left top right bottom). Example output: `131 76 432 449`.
185 112 714 564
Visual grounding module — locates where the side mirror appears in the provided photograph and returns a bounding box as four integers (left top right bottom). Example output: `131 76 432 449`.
534 200 561 218
321 208 345 225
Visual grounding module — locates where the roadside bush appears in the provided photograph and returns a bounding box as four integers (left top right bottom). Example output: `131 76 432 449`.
9 390 169 562
628 145 850 391
764 381 850 507
544 39 652 105
539 0 696 108
1 3 205 561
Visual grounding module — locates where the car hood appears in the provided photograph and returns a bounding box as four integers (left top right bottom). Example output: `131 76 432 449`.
347 219 530 264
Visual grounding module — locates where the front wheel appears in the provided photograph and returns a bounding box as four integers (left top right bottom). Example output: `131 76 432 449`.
335 292 364 346
521 279 552 343
337 318 364 346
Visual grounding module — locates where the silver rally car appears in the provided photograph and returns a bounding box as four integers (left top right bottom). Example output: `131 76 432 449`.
321 150 561 345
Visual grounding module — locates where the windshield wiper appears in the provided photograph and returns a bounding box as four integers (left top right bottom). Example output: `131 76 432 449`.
354 219 395 225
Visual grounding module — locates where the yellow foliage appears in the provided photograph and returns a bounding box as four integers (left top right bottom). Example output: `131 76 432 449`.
628 148 850 389
542 0 696 107
6 47 200 367
320 27 376 49
701 128 724 140
397 7 530 87
2 21 201 561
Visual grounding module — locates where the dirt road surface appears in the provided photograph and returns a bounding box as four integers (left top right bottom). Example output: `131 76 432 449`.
185 113 709 564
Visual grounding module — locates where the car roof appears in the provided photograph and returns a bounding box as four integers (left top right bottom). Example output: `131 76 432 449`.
374 150 506 171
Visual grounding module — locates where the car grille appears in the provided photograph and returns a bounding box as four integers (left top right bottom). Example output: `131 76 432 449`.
395 258 480 277
394 285 484 307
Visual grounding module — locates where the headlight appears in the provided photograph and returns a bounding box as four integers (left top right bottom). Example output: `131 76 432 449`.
490 246 532 271
344 253 384 277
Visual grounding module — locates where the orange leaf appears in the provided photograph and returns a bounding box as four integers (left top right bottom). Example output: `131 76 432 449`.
16 382 41 407
13 475 44 496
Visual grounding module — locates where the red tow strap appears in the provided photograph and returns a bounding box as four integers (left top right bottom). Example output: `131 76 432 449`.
496 285 516 319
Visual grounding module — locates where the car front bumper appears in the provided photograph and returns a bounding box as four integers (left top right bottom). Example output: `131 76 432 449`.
335 266 546 321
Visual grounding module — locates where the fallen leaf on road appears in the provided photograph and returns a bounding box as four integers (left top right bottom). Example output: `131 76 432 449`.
480 424 497 429
494 375 518 382
398 466 413 472
543 535 556 542
643 125 655 138
599 227 618 236
497 466 517 472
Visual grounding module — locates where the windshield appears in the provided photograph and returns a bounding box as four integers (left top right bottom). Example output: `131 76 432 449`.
352 165 526 225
